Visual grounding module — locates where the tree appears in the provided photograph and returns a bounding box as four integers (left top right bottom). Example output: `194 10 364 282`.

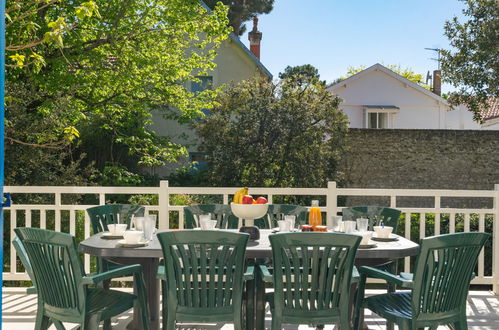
195 77 349 188
278 64 326 86
5 0 230 185
204 0 274 35
441 0 499 122
335 64 430 89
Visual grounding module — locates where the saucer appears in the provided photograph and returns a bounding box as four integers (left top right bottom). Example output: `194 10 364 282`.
372 234 399 242
117 239 148 247
359 243 377 249
101 232 124 239
271 228 298 233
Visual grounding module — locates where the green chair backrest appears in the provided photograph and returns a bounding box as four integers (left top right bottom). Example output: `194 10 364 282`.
14 227 87 317
183 204 236 229
256 204 308 229
13 236 35 282
157 230 249 309
411 232 489 322
270 232 361 314
342 206 401 232
86 204 145 234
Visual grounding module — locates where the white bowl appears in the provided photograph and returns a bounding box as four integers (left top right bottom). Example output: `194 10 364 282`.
374 226 393 239
230 202 269 220
107 224 127 236
123 230 144 244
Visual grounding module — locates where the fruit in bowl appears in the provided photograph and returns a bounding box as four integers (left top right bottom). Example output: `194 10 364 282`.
256 196 267 204
242 195 254 204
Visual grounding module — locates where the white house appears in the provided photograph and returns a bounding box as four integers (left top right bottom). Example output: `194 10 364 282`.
149 18 272 175
327 63 496 130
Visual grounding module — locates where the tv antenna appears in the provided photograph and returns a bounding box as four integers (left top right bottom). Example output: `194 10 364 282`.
425 47 441 70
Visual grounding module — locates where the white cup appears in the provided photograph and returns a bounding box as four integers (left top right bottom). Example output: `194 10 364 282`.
358 231 373 245
374 226 393 239
284 215 296 230
200 219 217 230
107 224 127 236
278 220 291 232
123 230 144 244
343 221 356 234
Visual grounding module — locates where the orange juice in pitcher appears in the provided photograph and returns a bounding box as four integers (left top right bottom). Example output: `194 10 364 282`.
308 200 322 228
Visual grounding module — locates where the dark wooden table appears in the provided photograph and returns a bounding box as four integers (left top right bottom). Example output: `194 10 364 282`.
79 229 419 329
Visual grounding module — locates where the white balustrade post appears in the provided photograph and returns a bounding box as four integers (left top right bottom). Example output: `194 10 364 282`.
158 180 170 230
493 184 499 294
326 181 337 229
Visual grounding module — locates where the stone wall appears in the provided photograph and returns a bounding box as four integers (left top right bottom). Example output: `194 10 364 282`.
339 129 499 208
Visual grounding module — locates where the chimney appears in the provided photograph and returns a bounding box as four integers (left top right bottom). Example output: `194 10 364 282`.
248 16 262 59
433 70 441 96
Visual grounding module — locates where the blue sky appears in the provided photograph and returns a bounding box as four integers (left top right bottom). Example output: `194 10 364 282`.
241 0 466 93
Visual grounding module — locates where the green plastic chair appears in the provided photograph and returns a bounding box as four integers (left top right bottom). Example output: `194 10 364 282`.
156 230 253 330
14 227 150 330
342 206 402 231
354 232 490 330
13 237 66 330
260 232 361 329
86 204 145 234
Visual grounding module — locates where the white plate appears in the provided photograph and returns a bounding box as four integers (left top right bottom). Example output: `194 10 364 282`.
101 232 124 239
271 228 299 233
117 239 149 247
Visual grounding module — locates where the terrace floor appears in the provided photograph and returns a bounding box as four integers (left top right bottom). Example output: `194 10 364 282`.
3 288 499 329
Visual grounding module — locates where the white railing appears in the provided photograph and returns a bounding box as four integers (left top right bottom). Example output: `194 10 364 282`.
4 181 499 293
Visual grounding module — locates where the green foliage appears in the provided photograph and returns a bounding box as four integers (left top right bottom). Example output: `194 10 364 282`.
441 0 499 122
279 64 326 86
336 64 431 90
5 0 231 186
195 77 349 188
204 0 274 35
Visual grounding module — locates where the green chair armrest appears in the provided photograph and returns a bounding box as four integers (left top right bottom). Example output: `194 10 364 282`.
359 266 413 289
244 264 255 281
82 264 143 285
400 272 413 280
351 266 359 283
157 264 166 280
26 286 37 294
257 264 273 283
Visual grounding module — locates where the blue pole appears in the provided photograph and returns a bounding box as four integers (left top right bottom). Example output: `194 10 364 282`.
0 0 6 327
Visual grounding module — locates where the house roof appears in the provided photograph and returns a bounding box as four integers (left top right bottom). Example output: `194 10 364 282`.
327 63 449 107
200 1 273 80
481 98 499 121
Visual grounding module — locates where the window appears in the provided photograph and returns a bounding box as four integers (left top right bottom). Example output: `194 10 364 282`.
191 76 213 115
368 112 389 129
191 76 213 94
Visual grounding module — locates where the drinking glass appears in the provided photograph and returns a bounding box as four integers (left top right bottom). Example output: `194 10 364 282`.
284 215 296 231
331 216 343 232
343 221 356 233
356 217 369 232
278 220 291 232
133 217 145 231
143 215 157 241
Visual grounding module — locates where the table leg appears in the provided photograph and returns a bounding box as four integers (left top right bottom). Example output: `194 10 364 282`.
124 258 160 330
255 262 266 330
245 275 255 330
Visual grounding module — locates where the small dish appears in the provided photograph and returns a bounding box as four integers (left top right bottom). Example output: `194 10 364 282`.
372 234 399 242
117 239 148 248
101 232 124 239
271 228 298 233
359 243 377 249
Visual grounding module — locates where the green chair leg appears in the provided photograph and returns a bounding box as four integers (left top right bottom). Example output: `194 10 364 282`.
34 307 50 330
